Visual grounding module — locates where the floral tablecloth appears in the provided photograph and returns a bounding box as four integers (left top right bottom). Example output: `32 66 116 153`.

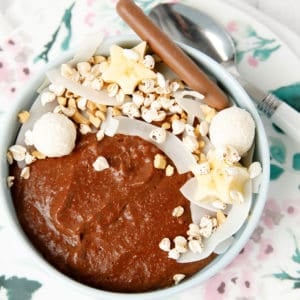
0 0 300 299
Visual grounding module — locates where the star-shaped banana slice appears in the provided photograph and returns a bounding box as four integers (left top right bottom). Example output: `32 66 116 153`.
195 153 250 205
102 42 156 94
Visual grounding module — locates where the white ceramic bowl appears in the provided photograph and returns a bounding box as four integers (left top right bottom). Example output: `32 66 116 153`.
0 35 270 299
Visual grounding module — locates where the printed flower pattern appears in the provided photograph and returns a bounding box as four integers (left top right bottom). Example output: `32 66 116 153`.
272 233 300 290
0 276 41 300
226 21 281 67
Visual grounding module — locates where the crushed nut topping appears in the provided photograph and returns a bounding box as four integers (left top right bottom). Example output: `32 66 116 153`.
9 145 27 162
159 237 171 252
173 273 186 285
7 176 15 188
165 165 174 177
199 121 209 136
217 210 227 225
49 83 65 96
173 236 188 253
79 124 92 135
188 239 203 254
248 161 262 179
18 110 30 124
96 129 105 141
93 156 109 172
32 150 46 160
6 151 13 165
24 153 36 165
168 248 180 260
20 166 30 179
171 119 185 135
154 153 167 169
172 206 184 217
199 215 216 238
187 223 201 240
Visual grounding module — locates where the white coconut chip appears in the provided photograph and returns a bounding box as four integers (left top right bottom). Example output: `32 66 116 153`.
178 181 252 263
69 33 104 65
115 116 197 174
252 173 263 194
174 91 205 121
47 68 118 106
213 237 235 254
101 108 119 137
36 78 51 94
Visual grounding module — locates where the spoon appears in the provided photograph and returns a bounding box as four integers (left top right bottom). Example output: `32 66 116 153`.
116 0 229 110
150 3 300 143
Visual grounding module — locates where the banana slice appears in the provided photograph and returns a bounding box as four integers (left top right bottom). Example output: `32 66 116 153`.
195 152 250 204
102 43 156 94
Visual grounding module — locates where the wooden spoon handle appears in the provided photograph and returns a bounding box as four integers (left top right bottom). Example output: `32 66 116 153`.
116 0 229 110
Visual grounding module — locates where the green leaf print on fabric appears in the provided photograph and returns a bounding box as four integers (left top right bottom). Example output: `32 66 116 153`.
269 138 286 180
294 282 300 289
272 233 300 289
272 83 300 112
270 139 286 164
271 123 285 134
34 2 75 63
273 271 295 280
232 23 281 65
293 154 300 171
235 51 245 64
270 164 284 180
253 45 280 61
0 276 42 300
292 238 300 264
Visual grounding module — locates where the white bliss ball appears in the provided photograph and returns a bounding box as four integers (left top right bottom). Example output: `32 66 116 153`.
32 112 77 157
209 106 255 156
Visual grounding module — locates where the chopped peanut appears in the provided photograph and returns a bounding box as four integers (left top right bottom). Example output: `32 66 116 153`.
18 110 30 124
154 153 167 169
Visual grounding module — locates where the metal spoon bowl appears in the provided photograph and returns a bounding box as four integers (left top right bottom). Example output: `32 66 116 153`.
150 3 235 65
150 3 300 143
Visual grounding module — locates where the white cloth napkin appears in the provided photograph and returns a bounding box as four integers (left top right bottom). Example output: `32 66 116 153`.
0 0 72 43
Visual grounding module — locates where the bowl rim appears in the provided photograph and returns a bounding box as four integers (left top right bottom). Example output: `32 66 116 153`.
0 34 270 299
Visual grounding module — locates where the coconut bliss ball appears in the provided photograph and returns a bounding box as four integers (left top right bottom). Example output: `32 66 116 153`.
209 106 255 156
32 112 77 157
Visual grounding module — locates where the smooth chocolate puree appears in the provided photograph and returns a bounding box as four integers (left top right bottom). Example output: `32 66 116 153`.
11 134 215 292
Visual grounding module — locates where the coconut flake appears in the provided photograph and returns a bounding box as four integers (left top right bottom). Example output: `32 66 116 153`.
178 181 252 263
115 116 196 174
69 33 104 65
252 173 263 194
37 78 51 94
213 237 235 254
47 68 118 106
101 108 119 137
174 91 205 121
